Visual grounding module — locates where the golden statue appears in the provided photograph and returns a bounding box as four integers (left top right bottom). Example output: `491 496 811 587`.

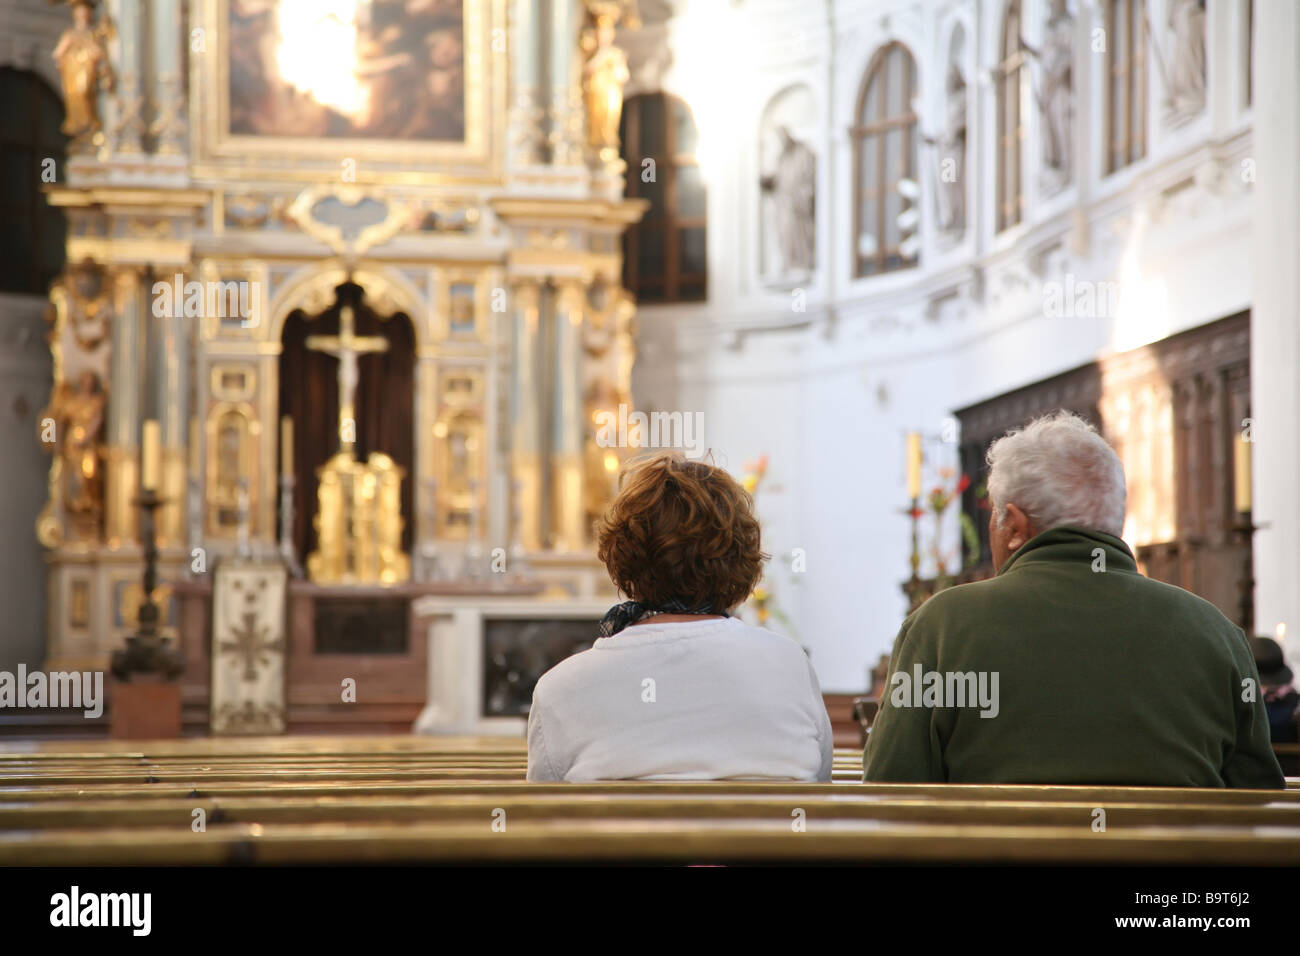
581 287 636 525
581 1 637 159
308 451 410 585
304 304 410 585
43 370 107 540
52 1 115 149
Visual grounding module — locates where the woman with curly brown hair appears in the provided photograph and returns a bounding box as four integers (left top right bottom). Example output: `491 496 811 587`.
526 453 833 782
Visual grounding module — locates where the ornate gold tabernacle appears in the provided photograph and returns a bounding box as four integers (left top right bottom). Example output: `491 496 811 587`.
307 450 410 586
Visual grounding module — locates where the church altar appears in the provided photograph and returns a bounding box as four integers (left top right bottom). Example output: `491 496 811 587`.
413 595 611 736
35 0 647 732
174 578 547 735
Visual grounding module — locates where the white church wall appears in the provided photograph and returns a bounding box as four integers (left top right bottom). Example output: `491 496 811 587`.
629 0 1265 692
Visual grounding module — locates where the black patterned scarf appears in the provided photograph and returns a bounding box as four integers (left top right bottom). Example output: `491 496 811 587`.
597 598 730 637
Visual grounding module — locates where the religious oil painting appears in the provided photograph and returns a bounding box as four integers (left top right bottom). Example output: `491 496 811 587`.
227 0 466 142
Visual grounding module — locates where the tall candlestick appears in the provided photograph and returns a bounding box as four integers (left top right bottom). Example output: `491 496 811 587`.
280 416 294 477
141 420 161 491
465 477 482 580
906 431 923 500
188 416 199 475
236 478 251 560
508 477 528 577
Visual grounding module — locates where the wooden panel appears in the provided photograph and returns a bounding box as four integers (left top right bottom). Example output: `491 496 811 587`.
953 312 1252 627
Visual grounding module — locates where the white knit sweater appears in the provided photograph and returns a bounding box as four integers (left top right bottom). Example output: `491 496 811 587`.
526 616 834 782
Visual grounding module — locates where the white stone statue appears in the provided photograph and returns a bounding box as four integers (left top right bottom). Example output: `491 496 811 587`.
759 126 816 278
1164 0 1207 125
923 64 967 234
1023 0 1074 190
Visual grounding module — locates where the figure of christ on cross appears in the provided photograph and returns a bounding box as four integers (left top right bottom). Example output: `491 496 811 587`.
305 304 390 457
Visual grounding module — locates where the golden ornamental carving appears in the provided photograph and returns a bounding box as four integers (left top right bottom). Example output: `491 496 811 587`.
39 369 108 547
410 205 481 234
307 452 410 585
38 261 116 550
224 193 291 230
124 218 174 240
52 0 116 153
580 0 638 161
58 261 113 353
286 187 412 262
265 267 422 346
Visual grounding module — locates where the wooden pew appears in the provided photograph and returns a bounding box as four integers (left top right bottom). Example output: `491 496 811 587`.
6 792 1300 831
3 737 1297 866
6 817 1300 865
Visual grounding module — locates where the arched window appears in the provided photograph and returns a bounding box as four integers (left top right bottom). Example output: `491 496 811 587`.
619 93 707 303
0 68 67 294
1106 0 1147 172
996 2 1027 231
852 42 919 277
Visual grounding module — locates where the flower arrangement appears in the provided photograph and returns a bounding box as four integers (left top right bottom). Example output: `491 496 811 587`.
928 467 974 578
741 454 768 496
739 454 798 635
908 467 982 594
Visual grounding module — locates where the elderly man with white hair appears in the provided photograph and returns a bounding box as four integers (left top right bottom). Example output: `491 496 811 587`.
864 410 1283 788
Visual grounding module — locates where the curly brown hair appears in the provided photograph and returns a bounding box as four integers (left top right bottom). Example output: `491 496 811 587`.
595 453 767 612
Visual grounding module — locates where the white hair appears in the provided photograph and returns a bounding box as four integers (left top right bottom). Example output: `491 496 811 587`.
985 410 1127 537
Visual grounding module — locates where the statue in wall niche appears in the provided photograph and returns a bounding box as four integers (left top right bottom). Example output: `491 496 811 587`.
64 261 113 352
923 64 967 235
52 0 115 150
1162 0 1207 126
759 126 817 278
1022 0 1074 192
581 1 638 161
43 370 107 540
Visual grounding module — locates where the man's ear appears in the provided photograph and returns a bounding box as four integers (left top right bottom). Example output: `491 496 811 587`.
1003 503 1033 551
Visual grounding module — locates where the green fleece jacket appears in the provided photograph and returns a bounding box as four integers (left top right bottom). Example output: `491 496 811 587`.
863 526 1284 788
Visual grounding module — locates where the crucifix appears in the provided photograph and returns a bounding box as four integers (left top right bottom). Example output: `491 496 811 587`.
305 303 389 456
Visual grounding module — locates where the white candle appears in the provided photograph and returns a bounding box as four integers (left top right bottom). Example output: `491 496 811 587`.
906 432 923 500
281 416 294 477
1233 434 1251 513
141 420 161 491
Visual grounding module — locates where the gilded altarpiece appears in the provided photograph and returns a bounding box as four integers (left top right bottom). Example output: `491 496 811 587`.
38 0 647 732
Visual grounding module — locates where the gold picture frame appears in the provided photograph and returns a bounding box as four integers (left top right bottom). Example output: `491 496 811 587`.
191 0 506 185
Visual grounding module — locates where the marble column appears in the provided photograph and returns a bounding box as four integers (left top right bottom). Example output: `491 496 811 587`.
548 0 583 165
149 0 187 156
510 280 544 551
153 286 189 547
550 280 586 550
1250 0 1300 669
509 0 546 166
110 0 145 154
104 266 145 547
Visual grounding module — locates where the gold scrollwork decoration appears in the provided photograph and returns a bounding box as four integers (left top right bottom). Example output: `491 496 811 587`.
286 187 413 262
